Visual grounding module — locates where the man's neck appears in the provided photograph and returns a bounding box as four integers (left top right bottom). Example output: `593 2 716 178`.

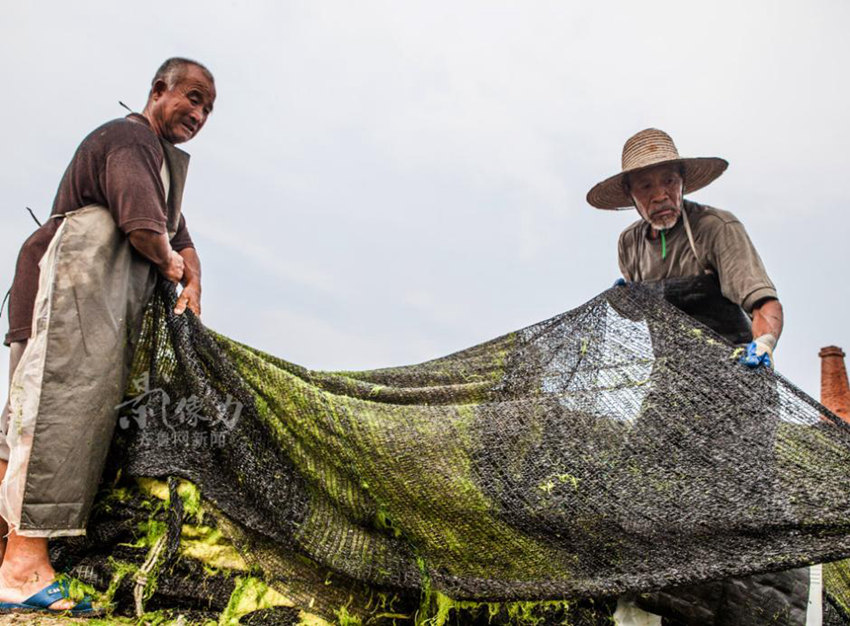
138 106 164 139
646 224 666 240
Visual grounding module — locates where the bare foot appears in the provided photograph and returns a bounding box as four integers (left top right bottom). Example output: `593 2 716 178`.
0 570 75 611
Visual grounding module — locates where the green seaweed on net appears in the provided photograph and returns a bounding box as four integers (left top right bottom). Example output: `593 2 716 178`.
77 283 850 623
414 590 576 626
225 340 563 582
218 575 294 625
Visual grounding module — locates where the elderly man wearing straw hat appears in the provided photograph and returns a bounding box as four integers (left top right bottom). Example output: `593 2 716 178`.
587 128 783 367
588 130 820 625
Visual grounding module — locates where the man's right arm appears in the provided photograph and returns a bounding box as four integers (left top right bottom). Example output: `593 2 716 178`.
101 138 185 282
127 229 184 282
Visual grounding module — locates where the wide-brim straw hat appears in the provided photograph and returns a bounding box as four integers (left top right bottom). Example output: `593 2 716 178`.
586 128 728 210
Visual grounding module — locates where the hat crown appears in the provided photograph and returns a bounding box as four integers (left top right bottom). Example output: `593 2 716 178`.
621 128 681 172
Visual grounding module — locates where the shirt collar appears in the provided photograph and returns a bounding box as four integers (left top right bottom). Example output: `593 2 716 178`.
125 113 185 156
125 112 152 129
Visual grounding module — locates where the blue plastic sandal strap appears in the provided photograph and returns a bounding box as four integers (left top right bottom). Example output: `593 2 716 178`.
22 579 95 614
22 579 69 609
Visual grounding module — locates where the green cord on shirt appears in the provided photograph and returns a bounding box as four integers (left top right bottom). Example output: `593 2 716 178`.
661 229 667 259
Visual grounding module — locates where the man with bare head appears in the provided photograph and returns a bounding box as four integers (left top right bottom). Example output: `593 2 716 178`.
0 57 216 614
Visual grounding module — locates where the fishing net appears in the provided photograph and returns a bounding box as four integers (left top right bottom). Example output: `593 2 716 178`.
53 281 850 624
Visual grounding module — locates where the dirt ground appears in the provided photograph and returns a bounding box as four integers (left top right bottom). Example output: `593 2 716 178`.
0 617 93 625
0 615 151 625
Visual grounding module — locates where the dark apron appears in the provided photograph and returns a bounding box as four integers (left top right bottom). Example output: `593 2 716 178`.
637 203 753 346
640 274 752 345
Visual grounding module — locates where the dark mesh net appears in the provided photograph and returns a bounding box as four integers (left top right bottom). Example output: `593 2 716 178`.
60 281 850 624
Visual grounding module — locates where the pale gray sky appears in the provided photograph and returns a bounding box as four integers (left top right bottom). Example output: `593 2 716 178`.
1 0 848 400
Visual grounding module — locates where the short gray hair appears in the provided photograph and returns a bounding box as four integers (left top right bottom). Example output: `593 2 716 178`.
151 57 214 92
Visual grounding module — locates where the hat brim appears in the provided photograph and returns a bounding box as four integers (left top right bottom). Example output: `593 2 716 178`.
586 157 729 210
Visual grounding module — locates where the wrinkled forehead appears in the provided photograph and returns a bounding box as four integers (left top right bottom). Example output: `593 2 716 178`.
177 66 217 107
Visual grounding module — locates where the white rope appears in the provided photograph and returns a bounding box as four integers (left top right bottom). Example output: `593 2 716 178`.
134 534 168 617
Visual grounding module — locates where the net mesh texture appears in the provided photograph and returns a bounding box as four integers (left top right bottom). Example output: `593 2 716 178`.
53 281 850 625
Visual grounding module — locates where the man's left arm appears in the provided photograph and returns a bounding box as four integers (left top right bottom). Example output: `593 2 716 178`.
175 246 201 316
746 297 783 368
708 216 782 368
752 298 783 341
170 214 201 316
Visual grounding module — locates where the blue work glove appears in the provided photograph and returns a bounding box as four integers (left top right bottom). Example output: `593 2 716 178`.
613 278 627 287
740 334 776 369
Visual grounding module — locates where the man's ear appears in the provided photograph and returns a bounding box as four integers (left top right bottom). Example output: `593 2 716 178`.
150 79 169 101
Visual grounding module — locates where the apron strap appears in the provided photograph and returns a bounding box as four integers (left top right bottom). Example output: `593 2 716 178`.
160 158 171 203
680 204 712 275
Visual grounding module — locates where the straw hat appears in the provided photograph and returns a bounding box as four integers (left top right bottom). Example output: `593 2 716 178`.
586 128 728 210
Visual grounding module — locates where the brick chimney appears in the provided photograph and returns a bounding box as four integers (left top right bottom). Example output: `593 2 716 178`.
820 346 850 424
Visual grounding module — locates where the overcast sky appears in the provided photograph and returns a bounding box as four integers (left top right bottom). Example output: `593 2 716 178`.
1 0 848 401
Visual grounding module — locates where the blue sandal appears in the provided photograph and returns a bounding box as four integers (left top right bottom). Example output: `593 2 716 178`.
0 578 102 616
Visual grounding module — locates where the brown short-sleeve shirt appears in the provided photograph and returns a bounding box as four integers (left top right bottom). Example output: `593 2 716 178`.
617 200 777 313
4 114 194 345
